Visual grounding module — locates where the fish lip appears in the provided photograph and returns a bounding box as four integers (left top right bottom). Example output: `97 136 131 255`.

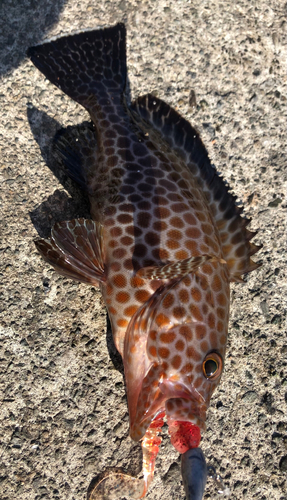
158 380 207 432
159 379 206 405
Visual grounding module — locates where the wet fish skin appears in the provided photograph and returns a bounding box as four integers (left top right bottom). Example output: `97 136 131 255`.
28 23 261 499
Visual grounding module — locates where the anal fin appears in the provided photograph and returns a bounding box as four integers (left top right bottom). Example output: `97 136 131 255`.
35 218 105 286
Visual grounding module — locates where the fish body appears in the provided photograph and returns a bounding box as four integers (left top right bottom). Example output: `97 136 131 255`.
28 23 261 499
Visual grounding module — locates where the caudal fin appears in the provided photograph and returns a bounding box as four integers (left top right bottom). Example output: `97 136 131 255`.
28 23 127 106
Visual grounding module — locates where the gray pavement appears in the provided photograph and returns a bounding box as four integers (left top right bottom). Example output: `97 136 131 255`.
0 1 286 499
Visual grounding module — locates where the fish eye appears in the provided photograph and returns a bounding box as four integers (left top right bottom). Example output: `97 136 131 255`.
203 353 223 380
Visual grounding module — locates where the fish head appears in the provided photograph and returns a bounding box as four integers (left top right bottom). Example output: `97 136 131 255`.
125 261 229 447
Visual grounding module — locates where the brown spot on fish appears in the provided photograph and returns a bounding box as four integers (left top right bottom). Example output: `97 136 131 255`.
158 248 169 260
171 202 189 213
180 363 193 375
145 232 160 246
113 273 127 288
183 212 197 225
200 340 209 352
110 226 123 237
123 259 134 271
137 212 152 228
170 216 184 228
153 220 168 231
117 319 129 328
121 236 133 246
186 227 201 239
211 274 222 292
189 304 203 322
105 218 115 227
178 289 189 303
124 305 138 317
113 248 127 259
135 290 150 303
195 324 206 340
160 331 176 344
118 213 133 225
110 262 121 272
149 330 157 341
217 307 226 320
171 356 182 370
154 207 170 219
218 293 227 306
173 306 185 320
179 325 193 341
191 287 202 302
184 240 199 253
155 313 170 327
130 275 145 288
167 239 181 250
158 347 170 359
149 346 157 357
162 293 175 309
175 340 185 351
116 291 130 303
175 250 189 260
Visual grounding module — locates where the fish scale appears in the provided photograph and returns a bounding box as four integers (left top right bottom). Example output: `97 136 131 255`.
28 23 261 500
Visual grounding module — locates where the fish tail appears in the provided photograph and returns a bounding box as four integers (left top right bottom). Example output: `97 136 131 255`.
27 23 127 107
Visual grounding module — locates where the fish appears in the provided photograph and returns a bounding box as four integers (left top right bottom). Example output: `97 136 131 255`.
28 23 261 499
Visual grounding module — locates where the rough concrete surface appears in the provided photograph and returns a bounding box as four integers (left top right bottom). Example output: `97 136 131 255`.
0 1 286 499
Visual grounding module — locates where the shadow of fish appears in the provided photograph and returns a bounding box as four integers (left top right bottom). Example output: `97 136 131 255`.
27 23 261 499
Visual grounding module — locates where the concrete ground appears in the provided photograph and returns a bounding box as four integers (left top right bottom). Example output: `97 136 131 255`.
0 0 286 499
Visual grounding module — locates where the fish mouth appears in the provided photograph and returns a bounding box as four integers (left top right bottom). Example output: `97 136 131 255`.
130 379 207 441
159 380 208 432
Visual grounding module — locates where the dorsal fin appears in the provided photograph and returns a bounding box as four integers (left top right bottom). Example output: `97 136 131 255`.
131 94 262 280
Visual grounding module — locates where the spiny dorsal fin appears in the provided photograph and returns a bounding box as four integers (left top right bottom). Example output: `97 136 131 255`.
35 218 105 286
131 94 262 280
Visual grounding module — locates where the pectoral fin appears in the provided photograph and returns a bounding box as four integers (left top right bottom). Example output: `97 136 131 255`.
137 255 225 281
35 218 105 286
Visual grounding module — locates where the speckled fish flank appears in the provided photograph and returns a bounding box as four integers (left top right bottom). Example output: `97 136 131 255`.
28 23 261 499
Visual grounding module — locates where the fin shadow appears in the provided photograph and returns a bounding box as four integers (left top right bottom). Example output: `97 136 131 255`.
106 313 124 376
27 105 90 238
0 0 66 77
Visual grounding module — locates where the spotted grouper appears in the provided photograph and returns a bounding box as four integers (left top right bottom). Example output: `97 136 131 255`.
28 22 261 499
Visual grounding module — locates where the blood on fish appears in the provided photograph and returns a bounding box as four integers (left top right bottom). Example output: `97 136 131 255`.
168 421 201 454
